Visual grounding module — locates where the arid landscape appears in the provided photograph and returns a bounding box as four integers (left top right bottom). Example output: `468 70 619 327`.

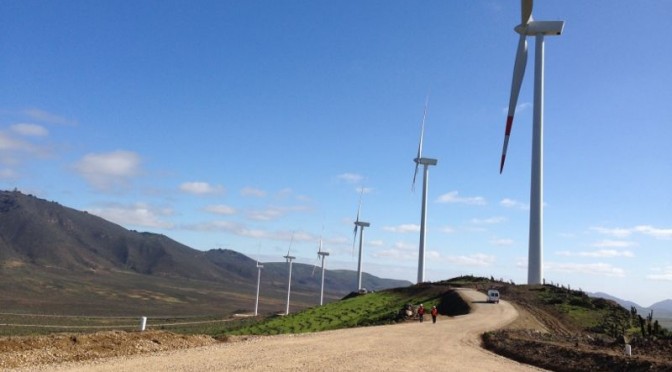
1 282 671 371
2 192 671 371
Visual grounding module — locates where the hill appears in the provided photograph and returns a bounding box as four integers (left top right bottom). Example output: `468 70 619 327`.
0 190 410 316
590 292 672 330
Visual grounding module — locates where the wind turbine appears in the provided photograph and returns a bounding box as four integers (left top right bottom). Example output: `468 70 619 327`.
498 0 564 285
412 97 437 284
283 234 296 315
254 259 263 316
352 188 370 291
316 236 330 306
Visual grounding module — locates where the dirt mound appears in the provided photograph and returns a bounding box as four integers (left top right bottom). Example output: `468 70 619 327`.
0 330 218 369
483 329 672 371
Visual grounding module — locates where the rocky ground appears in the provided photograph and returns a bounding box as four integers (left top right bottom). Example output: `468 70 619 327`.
0 330 221 370
484 289 672 372
1 286 671 371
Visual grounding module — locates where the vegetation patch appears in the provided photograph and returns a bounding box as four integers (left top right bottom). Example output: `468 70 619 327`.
223 283 459 336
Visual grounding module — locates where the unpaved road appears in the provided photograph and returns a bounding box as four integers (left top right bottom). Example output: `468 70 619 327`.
33 289 544 371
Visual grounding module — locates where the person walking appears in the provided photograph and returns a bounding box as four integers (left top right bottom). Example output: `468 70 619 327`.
431 306 438 323
417 304 425 323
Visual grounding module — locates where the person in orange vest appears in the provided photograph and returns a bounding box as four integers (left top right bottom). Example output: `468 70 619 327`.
417 304 425 322
431 305 438 323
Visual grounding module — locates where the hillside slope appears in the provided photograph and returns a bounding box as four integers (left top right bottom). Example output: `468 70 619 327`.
0 190 410 315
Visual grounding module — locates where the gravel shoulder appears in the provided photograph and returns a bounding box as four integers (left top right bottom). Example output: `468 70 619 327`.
22 288 544 372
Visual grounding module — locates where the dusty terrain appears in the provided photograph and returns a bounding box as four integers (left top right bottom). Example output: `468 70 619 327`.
5 289 544 371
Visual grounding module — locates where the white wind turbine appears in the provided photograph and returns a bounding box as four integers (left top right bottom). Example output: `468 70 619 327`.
254 259 263 316
315 236 329 306
283 234 296 315
352 188 370 291
412 97 437 284
499 0 564 285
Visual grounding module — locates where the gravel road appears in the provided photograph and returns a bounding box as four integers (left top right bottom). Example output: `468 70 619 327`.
36 289 544 371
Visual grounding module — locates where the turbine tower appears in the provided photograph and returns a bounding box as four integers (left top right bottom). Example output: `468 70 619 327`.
352 189 370 291
284 235 296 315
254 260 263 316
316 238 330 306
499 0 564 285
412 97 437 284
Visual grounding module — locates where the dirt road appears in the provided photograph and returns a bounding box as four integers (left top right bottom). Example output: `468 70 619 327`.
36 289 544 371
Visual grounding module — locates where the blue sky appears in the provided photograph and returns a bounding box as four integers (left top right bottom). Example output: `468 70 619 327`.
1 1 670 307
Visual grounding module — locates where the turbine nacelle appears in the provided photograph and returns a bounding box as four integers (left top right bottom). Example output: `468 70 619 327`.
317 251 330 257
414 157 438 166
354 221 370 228
518 21 564 36
256 262 264 269
284 255 296 262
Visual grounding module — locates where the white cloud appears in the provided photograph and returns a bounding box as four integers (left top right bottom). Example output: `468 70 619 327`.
490 238 514 246
204 204 236 215
383 224 420 233
356 186 374 194
247 208 284 221
10 123 48 137
436 191 486 205
23 108 77 126
246 205 309 221
373 241 417 260
337 173 363 184
0 167 17 179
73 150 141 191
591 240 636 248
500 198 528 210
184 221 315 243
241 187 267 197
546 262 625 277
471 216 506 225
647 266 672 281
591 225 672 240
590 226 633 238
440 226 456 234
89 203 173 229
445 253 495 267
556 250 634 258
179 181 224 195
632 225 672 240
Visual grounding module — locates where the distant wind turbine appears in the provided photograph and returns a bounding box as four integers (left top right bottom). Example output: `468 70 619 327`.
352 188 370 291
499 0 564 285
315 236 330 306
284 234 296 315
254 259 263 316
412 96 437 284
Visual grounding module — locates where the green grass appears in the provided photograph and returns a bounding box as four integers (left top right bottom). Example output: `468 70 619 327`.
223 285 453 337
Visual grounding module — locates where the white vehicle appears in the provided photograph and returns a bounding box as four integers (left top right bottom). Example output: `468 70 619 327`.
487 289 500 304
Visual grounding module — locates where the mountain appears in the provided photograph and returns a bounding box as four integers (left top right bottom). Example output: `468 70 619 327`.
651 299 672 313
0 190 411 315
590 292 643 311
590 292 672 323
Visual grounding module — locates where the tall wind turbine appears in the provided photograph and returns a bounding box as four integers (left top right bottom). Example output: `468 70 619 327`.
499 0 564 285
316 237 330 306
352 189 370 291
412 97 437 284
254 259 263 316
283 234 296 315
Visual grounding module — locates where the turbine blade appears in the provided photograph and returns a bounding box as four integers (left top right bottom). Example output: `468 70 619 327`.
521 0 533 25
352 226 358 256
355 187 364 222
417 98 428 161
412 162 420 191
287 232 294 256
412 97 428 191
500 34 528 174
